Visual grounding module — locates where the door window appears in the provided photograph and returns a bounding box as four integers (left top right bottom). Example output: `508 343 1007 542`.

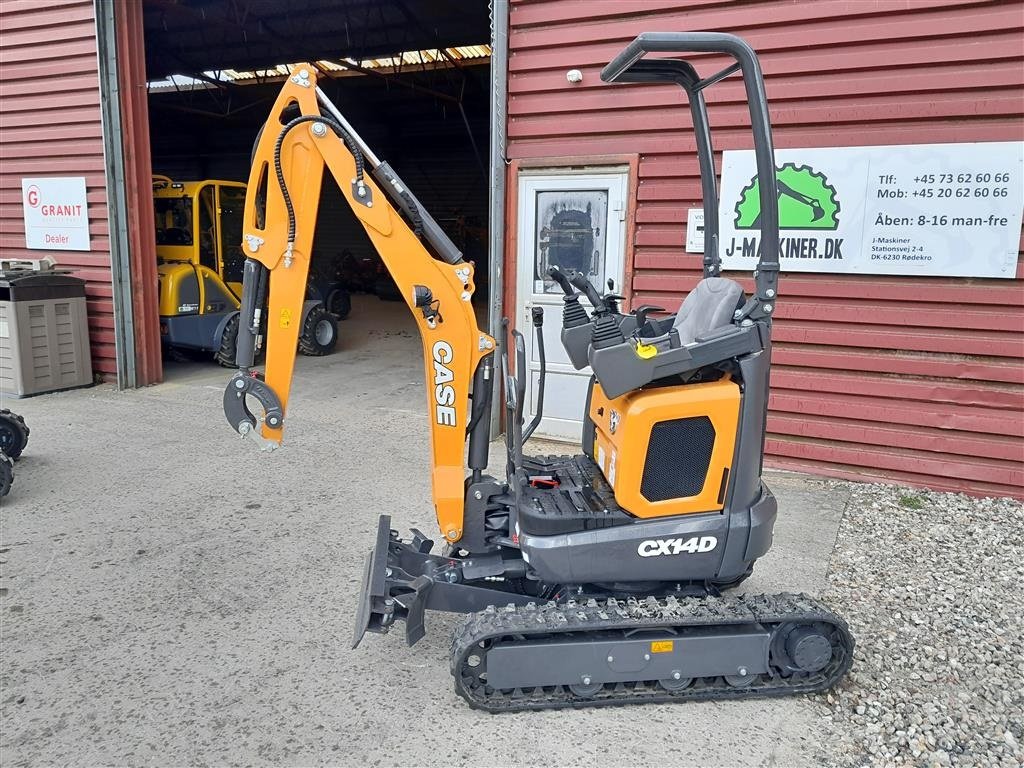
153 197 192 246
219 185 247 284
534 190 609 295
517 171 628 442
197 185 217 271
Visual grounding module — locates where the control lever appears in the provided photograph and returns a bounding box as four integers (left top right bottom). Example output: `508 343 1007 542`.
572 272 626 351
547 265 576 296
633 304 667 331
568 271 608 314
523 307 545 442
604 278 624 314
548 266 590 328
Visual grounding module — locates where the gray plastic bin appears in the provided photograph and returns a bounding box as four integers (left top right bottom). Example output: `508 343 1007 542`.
0 258 93 397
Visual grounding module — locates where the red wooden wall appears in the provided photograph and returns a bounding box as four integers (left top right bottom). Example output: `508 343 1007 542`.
507 0 1024 498
0 0 117 380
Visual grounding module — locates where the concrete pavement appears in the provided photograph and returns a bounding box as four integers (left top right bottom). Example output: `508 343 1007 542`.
0 295 849 767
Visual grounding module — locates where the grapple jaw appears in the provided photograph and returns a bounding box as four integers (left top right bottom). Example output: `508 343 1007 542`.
223 371 284 448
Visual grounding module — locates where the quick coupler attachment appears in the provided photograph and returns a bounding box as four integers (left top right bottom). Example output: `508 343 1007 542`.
223 372 284 440
352 515 534 649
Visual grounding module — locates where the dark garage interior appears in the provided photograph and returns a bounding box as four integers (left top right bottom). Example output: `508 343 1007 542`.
139 0 492 369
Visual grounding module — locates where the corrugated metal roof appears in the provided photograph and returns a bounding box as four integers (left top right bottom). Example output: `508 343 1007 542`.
148 45 491 92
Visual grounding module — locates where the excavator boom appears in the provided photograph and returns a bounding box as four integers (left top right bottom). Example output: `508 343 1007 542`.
222 67 494 543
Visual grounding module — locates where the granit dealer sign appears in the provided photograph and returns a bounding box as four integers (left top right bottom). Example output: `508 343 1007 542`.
21 177 91 251
719 142 1023 279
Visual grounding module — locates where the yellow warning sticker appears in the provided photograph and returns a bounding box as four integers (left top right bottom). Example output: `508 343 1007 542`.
279 308 292 328
651 640 674 654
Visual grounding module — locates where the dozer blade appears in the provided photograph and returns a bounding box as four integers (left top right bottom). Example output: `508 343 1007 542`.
352 514 429 648
352 515 538 649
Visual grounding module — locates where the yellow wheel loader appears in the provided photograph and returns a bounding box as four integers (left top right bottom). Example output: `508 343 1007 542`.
153 176 340 366
223 33 853 711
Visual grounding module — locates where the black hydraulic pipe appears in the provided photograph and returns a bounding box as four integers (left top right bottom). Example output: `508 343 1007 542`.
235 258 262 368
500 318 516 480
371 162 464 265
467 353 493 481
509 329 528 477
522 307 545 443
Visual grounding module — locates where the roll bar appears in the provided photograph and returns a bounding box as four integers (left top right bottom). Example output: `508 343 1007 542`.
601 32 780 322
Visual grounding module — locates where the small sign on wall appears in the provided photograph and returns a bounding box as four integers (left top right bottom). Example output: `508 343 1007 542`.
718 142 1023 278
685 208 705 253
21 177 91 251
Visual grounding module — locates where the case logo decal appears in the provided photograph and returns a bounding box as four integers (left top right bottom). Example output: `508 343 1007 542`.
432 341 457 426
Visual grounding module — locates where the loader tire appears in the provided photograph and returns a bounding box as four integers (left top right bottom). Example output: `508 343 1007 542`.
326 287 351 320
214 314 240 368
0 410 29 460
0 452 12 497
298 305 337 356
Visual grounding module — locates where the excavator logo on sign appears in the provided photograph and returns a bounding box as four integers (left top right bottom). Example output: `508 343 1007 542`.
734 163 840 230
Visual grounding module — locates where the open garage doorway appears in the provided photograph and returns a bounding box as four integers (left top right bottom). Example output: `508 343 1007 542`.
135 0 492 383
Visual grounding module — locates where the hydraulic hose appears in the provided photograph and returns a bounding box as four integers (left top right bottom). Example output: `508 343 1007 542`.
272 114 366 254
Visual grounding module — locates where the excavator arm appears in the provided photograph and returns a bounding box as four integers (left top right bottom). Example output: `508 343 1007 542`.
222 66 495 543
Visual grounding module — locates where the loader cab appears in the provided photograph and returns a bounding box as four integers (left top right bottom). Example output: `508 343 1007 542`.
154 175 340 366
153 177 247 297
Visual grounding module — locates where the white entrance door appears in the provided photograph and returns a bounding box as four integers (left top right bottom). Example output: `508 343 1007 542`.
516 170 628 442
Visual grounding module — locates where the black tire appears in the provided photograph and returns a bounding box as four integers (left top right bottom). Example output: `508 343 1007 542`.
0 410 29 460
0 452 12 497
326 287 351 320
214 314 240 368
298 304 337 356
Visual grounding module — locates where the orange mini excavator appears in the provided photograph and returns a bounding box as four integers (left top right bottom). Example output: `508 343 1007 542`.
223 32 853 711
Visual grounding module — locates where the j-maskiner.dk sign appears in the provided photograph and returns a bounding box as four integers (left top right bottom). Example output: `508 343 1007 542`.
719 141 1023 279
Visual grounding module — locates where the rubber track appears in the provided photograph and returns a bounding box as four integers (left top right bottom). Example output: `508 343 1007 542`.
450 592 853 712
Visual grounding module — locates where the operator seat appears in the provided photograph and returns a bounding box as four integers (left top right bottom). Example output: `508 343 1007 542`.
587 276 752 399
670 277 745 345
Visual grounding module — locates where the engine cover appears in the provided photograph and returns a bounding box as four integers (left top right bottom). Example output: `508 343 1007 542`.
589 377 740 518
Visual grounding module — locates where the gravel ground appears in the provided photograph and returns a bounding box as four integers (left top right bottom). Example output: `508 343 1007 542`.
819 482 1023 768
